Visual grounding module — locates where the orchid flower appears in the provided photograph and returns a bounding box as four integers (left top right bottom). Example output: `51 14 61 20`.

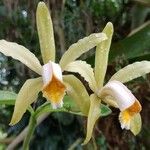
0 2 107 125
63 22 150 144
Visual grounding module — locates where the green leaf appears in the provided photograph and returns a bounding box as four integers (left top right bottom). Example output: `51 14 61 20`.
35 96 84 119
36 2 55 63
100 104 112 117
63 96 80 112
0 91 17 105
110 23 150 61
87 24 150 64
131 4 150 29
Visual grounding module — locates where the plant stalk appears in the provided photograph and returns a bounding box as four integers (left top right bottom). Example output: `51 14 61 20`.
22 114 36 150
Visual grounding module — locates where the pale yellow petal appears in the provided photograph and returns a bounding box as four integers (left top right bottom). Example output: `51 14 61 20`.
82 94 101 145
110 61 150 83
10 77 43 125
63 75 90 115
36 2 55 63
95 22 114 88
0 40 42 75
130 113 142 135
60 33 107 69
102 96 119 108
64 60 97 92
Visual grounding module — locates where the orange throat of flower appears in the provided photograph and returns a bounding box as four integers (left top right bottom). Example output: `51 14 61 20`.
42 75 66 107
119 100 142 130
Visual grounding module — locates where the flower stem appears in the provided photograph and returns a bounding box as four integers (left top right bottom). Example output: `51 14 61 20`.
22 114 36 150
22 100 84 149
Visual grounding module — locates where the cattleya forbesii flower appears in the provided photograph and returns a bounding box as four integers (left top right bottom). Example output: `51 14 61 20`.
0 2 107 125
64 22 150 144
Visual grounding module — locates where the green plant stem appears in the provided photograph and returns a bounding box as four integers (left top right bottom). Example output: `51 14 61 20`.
21 100 84 150
22 114 36 150
34 102 85 119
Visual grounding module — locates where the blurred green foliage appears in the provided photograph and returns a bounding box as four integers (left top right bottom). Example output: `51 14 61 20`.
0 0 149 149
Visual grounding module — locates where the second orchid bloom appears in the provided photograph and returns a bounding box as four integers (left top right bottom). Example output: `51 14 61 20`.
64 22 150 144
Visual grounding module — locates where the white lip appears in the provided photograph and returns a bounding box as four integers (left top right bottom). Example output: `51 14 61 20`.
98 80 135 111
51 62 63 81
42 61 63 86
42 62 52 85
42 61 65 108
